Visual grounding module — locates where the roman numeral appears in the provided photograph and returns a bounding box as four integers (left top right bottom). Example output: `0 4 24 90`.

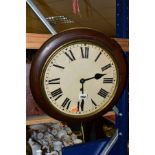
98 88 109 98
103 78 114 83
91 99 97 106
61 98 71 109
65 50 76 61
48 78 60 84
78 100 84 111
81 47 89 58
95 52 102 62
53 64 65 69
51 88 63 100
101 64 111 71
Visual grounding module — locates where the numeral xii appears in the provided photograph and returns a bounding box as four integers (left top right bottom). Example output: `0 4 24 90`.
81 47 89 58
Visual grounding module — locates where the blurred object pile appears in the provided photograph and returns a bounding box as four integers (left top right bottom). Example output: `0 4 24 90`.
26 121 83 155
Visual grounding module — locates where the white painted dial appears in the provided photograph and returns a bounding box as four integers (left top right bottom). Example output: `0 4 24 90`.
42 41 118 117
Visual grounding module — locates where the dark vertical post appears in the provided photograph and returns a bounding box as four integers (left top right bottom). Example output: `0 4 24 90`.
116 0 129 38
110 0 129 152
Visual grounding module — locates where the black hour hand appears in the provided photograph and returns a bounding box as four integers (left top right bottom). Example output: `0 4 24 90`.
80 73 106 83
94 73 106 80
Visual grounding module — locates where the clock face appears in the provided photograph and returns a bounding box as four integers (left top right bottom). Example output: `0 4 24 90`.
42 41 118 117
30 28 127 122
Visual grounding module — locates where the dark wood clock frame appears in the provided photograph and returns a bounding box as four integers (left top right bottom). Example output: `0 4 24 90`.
30 28 127 122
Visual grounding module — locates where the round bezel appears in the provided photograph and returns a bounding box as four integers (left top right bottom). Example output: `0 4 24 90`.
30 28 127 122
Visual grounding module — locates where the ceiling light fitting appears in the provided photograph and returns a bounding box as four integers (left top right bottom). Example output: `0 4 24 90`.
46 16 74 25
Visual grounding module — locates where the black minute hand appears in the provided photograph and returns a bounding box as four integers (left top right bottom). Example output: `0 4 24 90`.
80 73 106 83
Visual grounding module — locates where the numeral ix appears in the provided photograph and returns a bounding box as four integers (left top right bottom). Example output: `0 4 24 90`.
48 78 60 84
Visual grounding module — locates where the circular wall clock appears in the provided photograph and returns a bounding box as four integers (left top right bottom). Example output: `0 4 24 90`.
30 28 127 122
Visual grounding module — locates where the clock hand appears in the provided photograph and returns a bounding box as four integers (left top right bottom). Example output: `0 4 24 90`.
78 80 85 111
78 73 106 111
80 73 106 83
80 99 84 111
80 82 84 94
94 73 106 79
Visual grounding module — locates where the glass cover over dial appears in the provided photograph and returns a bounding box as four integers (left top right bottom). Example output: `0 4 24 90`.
42 41 118 117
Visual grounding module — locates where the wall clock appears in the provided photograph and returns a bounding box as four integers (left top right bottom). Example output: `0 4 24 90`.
30 28 127 122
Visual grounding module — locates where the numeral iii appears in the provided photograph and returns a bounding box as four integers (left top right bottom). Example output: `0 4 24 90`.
103 78 113 83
